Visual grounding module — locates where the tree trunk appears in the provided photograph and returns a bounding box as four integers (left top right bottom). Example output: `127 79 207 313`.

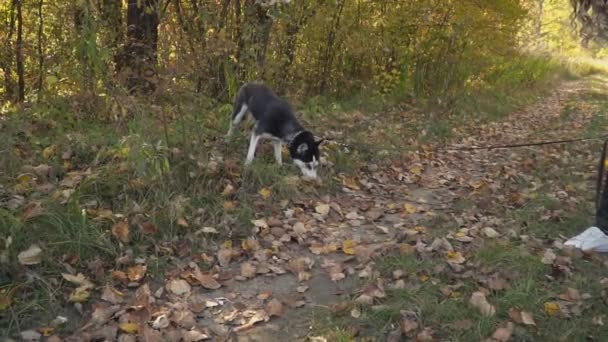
37 0 45 99
1 0 16 100
318 0 346 94
16 0 25 102
118 0 159 94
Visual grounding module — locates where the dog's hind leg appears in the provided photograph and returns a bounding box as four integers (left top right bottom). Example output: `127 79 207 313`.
245 132 260 165
226 103 249 139
273 141 282 165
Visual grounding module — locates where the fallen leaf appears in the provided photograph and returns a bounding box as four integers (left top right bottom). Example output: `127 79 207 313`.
222 184 235 197
403 203 417 214
350 307 361 318
400 318 418 334
508 308 535 325
20 330 42 341
266 298 284 317
541 249 556 265
482 227 500 238
177 218 190 228
0 290 11 312
217 248 232 266
258 187 272 200
491 322 513 342
18 245 43 265
193 272 221 290
21 202 44 221
315 203 330 216
152 314 170 329
342 240 357 255
69 285 92 302
139 221 158 235
544 302 561 316
469 291 495 316
101 286 124 304
111 221 130 243
223 201 236 210
119 322 140 334
167 279 191 296
127 265 147 282
241 262 257 278
446 251 465 264
182 329 211 342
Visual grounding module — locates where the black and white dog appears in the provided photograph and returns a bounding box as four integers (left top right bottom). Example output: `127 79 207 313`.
226 82 323 178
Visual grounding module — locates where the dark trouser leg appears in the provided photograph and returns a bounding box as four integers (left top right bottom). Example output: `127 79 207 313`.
596 159 608 235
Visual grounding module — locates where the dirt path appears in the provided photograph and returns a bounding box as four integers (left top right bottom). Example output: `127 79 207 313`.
57 77 607 342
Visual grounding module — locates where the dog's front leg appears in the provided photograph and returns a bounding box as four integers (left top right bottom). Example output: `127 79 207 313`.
245 133 260 165
273 141 282 165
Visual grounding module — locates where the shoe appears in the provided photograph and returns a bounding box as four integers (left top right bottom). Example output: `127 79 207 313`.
564 226 608 252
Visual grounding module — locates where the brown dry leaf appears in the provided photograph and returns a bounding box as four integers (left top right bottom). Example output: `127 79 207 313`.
508 308 535 326
233 310 269 332
469 291 495 316
127 265 147 282
111 221 130 243
266 298 284 317
342 240 357 255
112 270 128 282
258 187 272 200
241 262 257 278
222 184 235 197
223 201 236 210
491 322 513 342
18 245 43 265
342 177 360 190
446 251 465 264
177 218 190 228
400 318 418 334
139 221 158 235
167 279 192 296
558 287 581 302
21 202 44 221
182 329 211 342
101 286 124 304
217 248 232 266
315 203 330 216
541 249 556 265
193 272 221 290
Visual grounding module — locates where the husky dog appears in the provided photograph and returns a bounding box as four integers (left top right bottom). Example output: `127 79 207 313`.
226 82 323 178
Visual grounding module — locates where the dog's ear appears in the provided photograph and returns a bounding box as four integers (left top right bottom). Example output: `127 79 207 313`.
297 143 309 154
315 138 325 146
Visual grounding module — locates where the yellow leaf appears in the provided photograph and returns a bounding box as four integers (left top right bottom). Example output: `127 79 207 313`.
40 327 54 337
404 203 417 214
258 187 272 200
446 251 466 264
119 322 140 334
69 285 92 302
0 290 12 311
111 221 130 243
419 274 429 282
16 173 33 184
342 240 357 255
409 164 423 176
43 145 56 159
544 302 560 316
221 240 233 249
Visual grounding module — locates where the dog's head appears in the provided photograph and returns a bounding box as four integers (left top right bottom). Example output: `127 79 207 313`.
289 131 324 178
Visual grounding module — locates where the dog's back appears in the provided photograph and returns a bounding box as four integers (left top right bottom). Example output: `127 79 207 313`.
235 83 294 122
